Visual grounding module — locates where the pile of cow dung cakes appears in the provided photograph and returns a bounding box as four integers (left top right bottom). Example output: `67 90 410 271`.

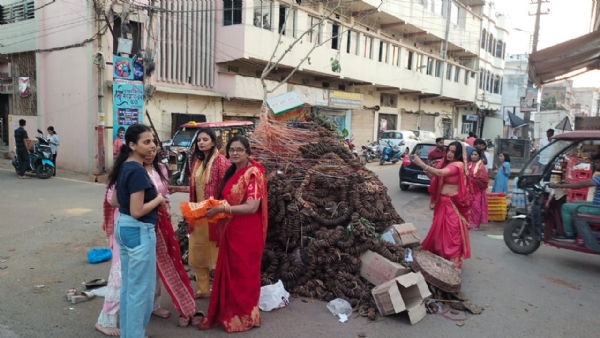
250 111 407 317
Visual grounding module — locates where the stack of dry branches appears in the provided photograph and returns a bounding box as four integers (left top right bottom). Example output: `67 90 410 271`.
250 111 407 316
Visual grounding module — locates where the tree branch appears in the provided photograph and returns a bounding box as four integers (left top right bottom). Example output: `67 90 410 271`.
265 1 384 95
263 0 297 77
262 0 344 80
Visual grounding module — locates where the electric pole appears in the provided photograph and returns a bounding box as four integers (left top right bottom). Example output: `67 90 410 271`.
522 0 550 141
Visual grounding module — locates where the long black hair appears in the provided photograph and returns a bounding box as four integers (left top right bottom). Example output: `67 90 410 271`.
108 124 152 188
502 153 511 163
216 135 252 199
151 152 169 187
446 141 464 162
47 126 57 135
192 128 218 168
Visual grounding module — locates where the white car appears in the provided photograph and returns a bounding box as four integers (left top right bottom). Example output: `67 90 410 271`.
411 130 437 142
379 130 419 154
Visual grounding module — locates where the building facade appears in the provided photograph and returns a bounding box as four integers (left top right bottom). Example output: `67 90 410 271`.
455 1 507 140
0 0 488 173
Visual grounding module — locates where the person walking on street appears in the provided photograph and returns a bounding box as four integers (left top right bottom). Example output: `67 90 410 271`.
46 126 60 176
14 119 31 179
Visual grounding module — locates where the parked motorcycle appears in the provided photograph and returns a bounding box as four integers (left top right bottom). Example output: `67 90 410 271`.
170 149 190 186
485 138 494 149
361 141 380 163
11 129 55 179
380 140 403 165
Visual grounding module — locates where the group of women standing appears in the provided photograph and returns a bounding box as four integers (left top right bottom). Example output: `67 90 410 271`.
414 141 512 272
96 124 267 337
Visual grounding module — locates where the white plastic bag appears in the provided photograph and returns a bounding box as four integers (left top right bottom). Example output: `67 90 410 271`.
327 298 353 317
259 280 290 312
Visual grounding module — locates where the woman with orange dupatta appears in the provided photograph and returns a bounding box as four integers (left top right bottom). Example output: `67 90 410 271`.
198 135 268 333
187 128 230 299
413 141 472 272
467 151 489 231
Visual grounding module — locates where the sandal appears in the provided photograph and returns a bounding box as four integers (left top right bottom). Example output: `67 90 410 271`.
178 316 190 327
194 292 210 299
71 291 96 304
191 312 205 326
85 278 107 289
66 288 77 302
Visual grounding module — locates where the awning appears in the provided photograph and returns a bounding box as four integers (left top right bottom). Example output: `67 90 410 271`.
528 29 600 87
507 112 527 129
555 116 573 132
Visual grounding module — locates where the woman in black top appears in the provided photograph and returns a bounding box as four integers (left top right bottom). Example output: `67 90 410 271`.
107 124 165 338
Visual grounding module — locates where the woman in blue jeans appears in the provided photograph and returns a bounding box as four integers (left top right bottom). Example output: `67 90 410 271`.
107 124 165 338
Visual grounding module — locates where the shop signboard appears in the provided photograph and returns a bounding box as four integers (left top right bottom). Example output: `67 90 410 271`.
329 90 363 109
112 79 144 158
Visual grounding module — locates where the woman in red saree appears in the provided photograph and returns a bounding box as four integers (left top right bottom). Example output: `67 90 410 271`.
467 151 489 230
199 135 268 333
413 141 472 272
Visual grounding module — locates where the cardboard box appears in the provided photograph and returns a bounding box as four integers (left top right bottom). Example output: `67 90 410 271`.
371 272 432 325
359 250 411 286
89 174 108 184
381 223 421 247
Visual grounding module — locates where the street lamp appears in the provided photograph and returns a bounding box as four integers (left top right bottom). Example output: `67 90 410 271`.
512 28 533 54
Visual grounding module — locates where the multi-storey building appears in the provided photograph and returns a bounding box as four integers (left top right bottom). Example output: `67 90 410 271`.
0 0 487 173
454 1 507 140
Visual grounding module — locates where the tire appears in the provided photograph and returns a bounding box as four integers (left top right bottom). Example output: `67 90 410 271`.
400 184 409 191
503 218 541 255
170 172 189 186
380 158 385 165
35 163 54 179
365 154 373 163
392 160 398 164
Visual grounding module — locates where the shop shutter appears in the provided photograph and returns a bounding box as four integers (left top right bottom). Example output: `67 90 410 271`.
222 99 263 119
420 114 436 133
401 111 418 130
351 110 375 147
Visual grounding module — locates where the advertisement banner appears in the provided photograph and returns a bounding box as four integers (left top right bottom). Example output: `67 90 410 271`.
113 56 134 80
112 79 144 157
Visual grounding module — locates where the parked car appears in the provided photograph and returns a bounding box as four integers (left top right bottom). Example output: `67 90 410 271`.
379 130 419 155
398 142 437 191
411 130 437 141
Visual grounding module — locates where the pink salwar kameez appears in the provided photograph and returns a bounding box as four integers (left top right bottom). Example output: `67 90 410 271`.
468 160 489 230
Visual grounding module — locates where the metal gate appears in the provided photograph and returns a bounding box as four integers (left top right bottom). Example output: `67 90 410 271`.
378 113 398 139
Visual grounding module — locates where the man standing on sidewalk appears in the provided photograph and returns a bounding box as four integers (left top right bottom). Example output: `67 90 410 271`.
14 119 31 179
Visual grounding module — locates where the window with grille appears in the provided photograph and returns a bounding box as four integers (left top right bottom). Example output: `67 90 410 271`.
0 1 35 24
380 93 398 108
461 122 473 135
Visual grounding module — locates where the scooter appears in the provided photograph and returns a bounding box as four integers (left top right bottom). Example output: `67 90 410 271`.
11 129 55 179
486 139 494 149
379 140 403 165
361 141 380 163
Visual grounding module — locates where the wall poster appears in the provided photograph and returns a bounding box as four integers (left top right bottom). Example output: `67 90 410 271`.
112 79 144 158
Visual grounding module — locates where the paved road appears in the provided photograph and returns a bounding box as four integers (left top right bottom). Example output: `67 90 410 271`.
0 160 599 338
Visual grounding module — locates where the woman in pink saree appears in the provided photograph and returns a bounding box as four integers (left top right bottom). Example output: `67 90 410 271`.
413 141 472 272
468 151 489 230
